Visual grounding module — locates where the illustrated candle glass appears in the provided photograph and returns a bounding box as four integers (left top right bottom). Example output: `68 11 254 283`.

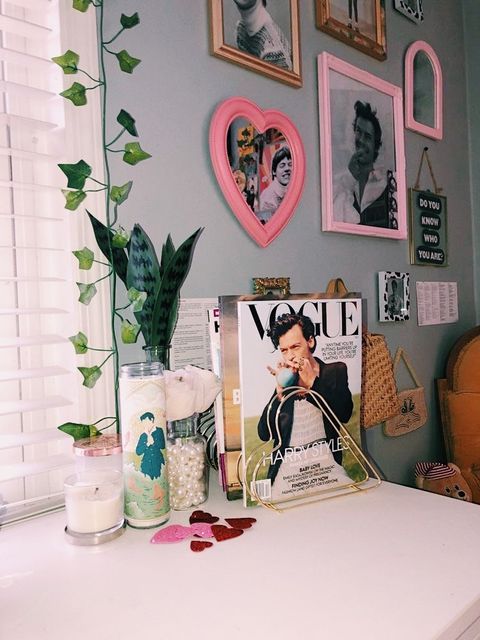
166 413 209 510
64 470 124 544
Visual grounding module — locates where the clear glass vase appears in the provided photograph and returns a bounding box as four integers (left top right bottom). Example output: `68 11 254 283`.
143 345 171 370
166 413 209 510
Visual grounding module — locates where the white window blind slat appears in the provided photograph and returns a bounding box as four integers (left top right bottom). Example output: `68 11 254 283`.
5 0 53 11
0 15 51 39
0 365 70 382
0 334 66 348
0 454 74 483
0 426 71 450
0 395 72 416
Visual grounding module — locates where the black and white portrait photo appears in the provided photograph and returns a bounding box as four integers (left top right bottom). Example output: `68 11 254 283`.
330 71 397 229
378 271 410 322
209 0 302 87
318 53 407 239
328 0 377 41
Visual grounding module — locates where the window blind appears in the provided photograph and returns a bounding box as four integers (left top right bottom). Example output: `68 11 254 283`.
0 0 109 525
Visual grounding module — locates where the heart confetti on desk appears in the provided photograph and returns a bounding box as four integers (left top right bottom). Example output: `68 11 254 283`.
150 511 257 552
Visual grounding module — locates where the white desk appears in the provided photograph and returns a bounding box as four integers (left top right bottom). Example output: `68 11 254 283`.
1 481 480 640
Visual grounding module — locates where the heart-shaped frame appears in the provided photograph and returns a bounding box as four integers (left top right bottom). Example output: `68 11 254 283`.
209 97 305 248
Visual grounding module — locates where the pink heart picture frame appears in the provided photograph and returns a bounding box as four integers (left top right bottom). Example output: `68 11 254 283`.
209 97 305 248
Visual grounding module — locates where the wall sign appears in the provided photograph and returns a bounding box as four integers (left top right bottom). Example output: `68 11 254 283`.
409 188 447 266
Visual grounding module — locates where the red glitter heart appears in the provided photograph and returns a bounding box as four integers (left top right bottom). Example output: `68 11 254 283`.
211 524 243 542
190 540 213 553
189 510 219 525
225 517 257 530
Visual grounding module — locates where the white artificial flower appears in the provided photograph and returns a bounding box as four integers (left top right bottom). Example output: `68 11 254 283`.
164 365 221 421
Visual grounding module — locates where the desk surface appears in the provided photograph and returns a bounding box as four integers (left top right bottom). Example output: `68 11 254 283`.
1 481 480 640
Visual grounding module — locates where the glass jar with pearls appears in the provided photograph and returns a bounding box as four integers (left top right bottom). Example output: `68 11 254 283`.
166 413 209 510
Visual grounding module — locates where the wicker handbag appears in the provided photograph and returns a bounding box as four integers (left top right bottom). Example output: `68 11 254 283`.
360 332 400 428
383 348 427 436
325 278 399 429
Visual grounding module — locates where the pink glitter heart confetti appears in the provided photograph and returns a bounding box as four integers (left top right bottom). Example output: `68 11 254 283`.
150 524 193 544
190 523 214 538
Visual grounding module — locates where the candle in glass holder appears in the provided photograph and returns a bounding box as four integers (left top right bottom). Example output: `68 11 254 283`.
64 470 124 543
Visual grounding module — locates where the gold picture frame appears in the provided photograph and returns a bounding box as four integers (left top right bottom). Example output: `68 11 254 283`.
252 277 291 296
315 0 386 61
208 0 302 88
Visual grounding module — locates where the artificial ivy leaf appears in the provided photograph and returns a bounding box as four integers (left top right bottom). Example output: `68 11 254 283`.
52 50 79 74
58 422 100 440
62 189 87 211
58 159 92 189
116 109 138 137
127 287 147 312
78 366 102 389
73 247 94 270
123 142 151 166
115 49 141 74
110 181 133 205
121 319 141 344
60 82 87 106
73 0 92 11
120 13 140 29
111 226 130 248
77 282 97 305
69 331 88 354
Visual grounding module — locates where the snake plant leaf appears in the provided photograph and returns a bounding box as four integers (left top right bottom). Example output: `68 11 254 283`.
78 366 102 389
159 234 175 279
60 82 87 106
58 159 92 189
121 319 141 344
77 282 97 305
72 0 92 12
127 287 147 312
87 211 129 286
126 224 161 346
116 110 138 137
151 227 203 346
69 331 88 354
111 226 130 248
120 12 140 29
58 422 100 440
115 49 141 74
52 50 79 74
62 189 87 211
73 246 94 270
110 181 133 205
123 142 151 166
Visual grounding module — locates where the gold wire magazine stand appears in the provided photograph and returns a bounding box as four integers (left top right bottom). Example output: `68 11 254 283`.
242 388 381 512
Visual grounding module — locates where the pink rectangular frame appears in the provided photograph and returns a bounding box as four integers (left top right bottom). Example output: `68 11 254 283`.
318 52 407 239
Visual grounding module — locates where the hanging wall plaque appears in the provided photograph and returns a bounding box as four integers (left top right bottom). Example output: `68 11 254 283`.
409 189 447 266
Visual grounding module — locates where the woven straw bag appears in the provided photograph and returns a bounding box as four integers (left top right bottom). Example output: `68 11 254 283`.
360 333 400 428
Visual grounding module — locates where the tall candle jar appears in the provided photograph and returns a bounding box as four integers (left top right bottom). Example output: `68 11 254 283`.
166 413 209 510
119 361 170 528
64 469 125 545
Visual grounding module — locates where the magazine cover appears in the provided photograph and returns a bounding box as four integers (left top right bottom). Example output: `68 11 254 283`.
237 295 366 507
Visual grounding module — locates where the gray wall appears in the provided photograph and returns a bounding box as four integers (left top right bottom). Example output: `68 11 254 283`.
103 1 476 487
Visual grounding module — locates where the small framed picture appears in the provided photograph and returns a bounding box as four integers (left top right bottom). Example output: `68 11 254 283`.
208 0 302 88
252 276 291 296
315 0 386 61
394 0 424 24
378 271 410 322
318 52 407 239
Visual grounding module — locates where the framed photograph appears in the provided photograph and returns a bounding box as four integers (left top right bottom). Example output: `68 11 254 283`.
394 0 424 24
208 0 302 88
315 0 386 61
252 276 291 295
378 271 410 322
318 52 407 239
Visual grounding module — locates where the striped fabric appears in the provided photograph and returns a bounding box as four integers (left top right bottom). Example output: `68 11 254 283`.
415 461 456 480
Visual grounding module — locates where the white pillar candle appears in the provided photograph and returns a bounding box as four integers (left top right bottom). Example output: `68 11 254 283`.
65 471 124 534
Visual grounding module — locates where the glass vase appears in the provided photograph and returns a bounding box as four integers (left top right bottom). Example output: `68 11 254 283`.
143 344 171 370
166 413 209 510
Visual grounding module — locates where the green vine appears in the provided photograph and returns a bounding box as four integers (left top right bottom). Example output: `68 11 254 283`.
54 1 202 441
